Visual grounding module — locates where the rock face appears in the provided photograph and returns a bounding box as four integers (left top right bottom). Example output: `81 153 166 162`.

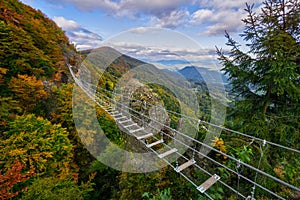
116 79 167 154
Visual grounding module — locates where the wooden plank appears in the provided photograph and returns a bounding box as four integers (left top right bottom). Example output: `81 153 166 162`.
102 106 113 109
109 111 119 115
119 119 132 124
124 123 137 128
197 174 220 193
129 127 144 134
136 133 153 140
111 113 122 117
146 139 164 148
175 159 196 172
115 116 127 120
158 148 177 158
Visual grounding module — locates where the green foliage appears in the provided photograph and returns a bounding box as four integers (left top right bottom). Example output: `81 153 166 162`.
20 177 94 200
0 0 74 79
48 83 89 177
148 83 181 129
217 0 300 142
216 1 299 198
8 74 49 113
96 111 124 146
142 188 173 200
1 0 298 198
52 83 125 200
0 114 73 175
232 145 253 163
119 167 171 200
0 160 35 199
50 84 74 131
85 160 121 200
0 0 97 199
217 0 300 147
274 156 300 187
196 91 211 121
0 97 22 131
208 186 224 200
0 0 78 119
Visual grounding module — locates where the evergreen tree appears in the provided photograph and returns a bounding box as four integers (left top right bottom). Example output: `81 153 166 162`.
217 0 299 144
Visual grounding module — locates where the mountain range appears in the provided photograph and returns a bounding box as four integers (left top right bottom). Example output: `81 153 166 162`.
177 66 229 85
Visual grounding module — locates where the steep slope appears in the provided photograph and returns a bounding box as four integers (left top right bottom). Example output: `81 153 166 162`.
81 47 145 75
0 1 93 199
0 0 78 81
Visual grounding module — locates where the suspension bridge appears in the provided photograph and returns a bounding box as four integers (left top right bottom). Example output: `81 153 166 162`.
68 63 300 200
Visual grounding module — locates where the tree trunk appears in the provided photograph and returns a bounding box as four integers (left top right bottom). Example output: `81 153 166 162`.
262 86 272 117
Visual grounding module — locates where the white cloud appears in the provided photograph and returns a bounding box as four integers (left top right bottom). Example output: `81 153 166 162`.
190 0 262 35
190 9 213 24
50 0 263 35
48 0 119 12
203 8 245 35
48 0 191 15
106 41 218 66
53 16 81 30
53 16 102 50
198 0 261 9
48 0 194 27
119 0 189 15
128 27 153 34
151 9 190 28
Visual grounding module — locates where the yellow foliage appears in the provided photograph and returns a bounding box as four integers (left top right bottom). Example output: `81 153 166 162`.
1 114 73 176
9 74 49 111
8 149 27 156
0 67 8 75
274 165 284 179
0 67 8 86
212 137 226 152
212 137 227 160
54 72 61 81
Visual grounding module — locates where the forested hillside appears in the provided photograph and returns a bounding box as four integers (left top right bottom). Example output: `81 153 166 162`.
0 0 299 199
0 0 94 199
0 1 197 199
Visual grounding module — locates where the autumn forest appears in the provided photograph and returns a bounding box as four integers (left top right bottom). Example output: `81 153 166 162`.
0 0 299 199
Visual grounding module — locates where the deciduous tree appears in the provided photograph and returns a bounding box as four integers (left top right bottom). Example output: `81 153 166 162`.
8 74 48 112
0 160 35 200
0 114 72 176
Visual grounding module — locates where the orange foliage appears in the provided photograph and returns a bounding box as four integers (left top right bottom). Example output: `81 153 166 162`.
0 160 35 200
8 74 49 111
54 71 61 82
0 68 8 86
212 137 226 152
212 137 227 160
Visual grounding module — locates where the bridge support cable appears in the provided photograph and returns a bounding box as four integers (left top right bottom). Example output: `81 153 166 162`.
82 81 296 199
79 86 220 199
93 92 285 199
94 90 297 200
251 140 268 200
92 79 300 154
67 64 299 199
85 85 294 199
97 89 299 192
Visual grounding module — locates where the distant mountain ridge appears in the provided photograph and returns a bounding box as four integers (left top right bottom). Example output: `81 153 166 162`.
178 66 229 85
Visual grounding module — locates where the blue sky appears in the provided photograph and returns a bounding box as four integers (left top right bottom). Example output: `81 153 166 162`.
21 0 262 69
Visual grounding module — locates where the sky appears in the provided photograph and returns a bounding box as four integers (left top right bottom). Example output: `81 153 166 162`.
20 0 262 70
